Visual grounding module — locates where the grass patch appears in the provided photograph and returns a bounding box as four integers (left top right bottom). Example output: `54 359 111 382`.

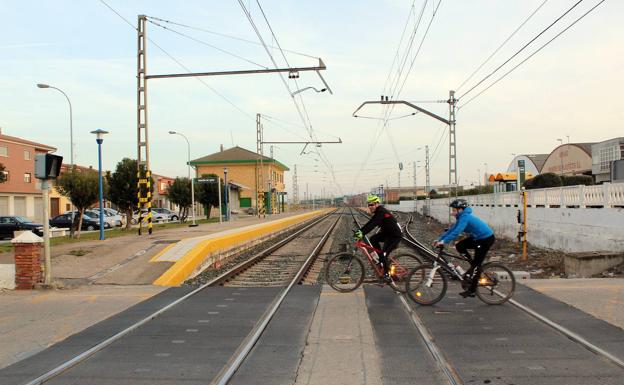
0 243 13 253
0 217 222 252
68 249 91 256
49 217 221 247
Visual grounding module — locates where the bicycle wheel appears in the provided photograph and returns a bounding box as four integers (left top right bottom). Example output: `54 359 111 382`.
325 252 365 292
388 253 422 293
475 262 515 305
406 264 447 306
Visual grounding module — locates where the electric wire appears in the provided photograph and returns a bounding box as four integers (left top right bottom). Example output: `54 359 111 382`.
145 15 320 60
98 0 255 122
459 0 585 100
456 0 549 92
460 0 607 109
146 19 269 69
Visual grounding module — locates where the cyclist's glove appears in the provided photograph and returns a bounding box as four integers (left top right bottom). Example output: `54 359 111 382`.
354 230 363 240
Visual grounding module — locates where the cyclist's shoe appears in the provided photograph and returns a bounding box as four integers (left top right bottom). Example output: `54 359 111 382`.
459 289 476 298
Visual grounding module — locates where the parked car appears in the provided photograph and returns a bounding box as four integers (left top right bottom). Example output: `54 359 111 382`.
0 216 43 239
131 208 179 224
65 210 115 229
102 208 124 226
50 213 101 231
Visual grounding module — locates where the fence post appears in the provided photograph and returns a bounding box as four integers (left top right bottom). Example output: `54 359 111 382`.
603 182 611 208
578 185 585 208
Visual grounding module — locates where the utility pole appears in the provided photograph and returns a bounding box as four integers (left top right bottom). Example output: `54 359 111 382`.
413 161 417 213
306 182 309 210
256 114 266 218
136 15 153 235
292 164 299 205
448 90 458 223
425 145 431 216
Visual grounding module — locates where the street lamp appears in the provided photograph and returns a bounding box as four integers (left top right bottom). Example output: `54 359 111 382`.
223 167 229 221
483 162 488 185
557 138 564 175
37 83 76 233
291 86 326 96
169 131 197 227
90 129 108 240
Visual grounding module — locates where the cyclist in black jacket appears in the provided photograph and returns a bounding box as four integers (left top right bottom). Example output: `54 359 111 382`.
355 195 403 282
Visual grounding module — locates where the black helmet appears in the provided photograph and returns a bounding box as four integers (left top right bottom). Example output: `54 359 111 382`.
449 199 468 209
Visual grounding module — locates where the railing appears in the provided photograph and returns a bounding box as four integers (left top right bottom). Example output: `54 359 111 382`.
429 182 624 208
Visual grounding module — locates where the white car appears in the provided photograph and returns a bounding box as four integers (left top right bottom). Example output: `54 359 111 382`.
101 208 124 227
131 208 180 224
65 210 117 229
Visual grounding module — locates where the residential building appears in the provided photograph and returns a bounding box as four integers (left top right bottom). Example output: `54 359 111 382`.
0 131 56 222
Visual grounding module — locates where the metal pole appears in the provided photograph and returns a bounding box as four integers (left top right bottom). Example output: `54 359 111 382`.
42 180 51 285
218 177 222 224
224 168 229 221
448 90 457 223
413 161 417 213
425 145 431 216
97 138 105 240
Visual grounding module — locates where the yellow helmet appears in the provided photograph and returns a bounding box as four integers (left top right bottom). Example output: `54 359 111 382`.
367 194 381 204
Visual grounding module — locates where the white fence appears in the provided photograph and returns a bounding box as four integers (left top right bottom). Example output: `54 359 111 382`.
461 183 624 208
388 183 624 253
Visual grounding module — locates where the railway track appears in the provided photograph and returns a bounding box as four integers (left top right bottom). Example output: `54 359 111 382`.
399 210 624 382
19 209 342 385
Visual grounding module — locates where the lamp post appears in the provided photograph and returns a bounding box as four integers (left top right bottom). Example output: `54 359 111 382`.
37 83 76 233
223 167 229 221
557 138 564 175
483 162 488 186
90 129 108 240
169 131 196 226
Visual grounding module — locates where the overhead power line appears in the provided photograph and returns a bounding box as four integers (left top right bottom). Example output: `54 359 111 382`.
456 0 549 92
145 15 320 60
98 0 255 122
460 0 607 109
459 0 585 100
147 19 269 69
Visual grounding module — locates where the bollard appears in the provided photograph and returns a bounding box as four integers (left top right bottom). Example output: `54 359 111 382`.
11 231 44 290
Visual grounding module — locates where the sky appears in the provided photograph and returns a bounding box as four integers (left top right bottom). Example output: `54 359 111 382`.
1 0 622 199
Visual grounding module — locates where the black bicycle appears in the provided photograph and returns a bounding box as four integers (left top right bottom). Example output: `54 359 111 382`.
406 246 515 305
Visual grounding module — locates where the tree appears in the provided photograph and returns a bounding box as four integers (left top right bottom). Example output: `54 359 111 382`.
107 158 153 230
196 174 221 219
167 177 192 222
56 168 105 237
0 163 6 183
524 173 562 190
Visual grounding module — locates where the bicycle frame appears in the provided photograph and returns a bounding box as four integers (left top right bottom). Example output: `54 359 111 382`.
354 240 385 277
425 249 472 284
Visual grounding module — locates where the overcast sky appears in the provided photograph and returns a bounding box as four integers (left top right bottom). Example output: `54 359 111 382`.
1 0 622 198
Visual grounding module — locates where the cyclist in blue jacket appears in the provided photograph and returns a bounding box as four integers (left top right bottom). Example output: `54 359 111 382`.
433 199 495 298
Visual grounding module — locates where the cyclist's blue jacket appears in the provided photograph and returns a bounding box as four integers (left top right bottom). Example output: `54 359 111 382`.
438 207 493 244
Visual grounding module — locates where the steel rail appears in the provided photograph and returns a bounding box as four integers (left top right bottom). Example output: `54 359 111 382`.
403 212 624 371
351 207 463 385
211 209 342 385
23 211 335 385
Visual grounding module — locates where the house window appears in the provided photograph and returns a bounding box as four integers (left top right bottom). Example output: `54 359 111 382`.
24 173 32 183
1 171 8 181
24 150 30 160
0 146 7 157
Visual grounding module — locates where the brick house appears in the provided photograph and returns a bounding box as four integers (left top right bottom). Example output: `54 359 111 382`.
190 146 289 214
0 131 57 222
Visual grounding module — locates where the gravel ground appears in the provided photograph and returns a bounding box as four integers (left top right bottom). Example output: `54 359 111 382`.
399 211 566 278
185 219 319 286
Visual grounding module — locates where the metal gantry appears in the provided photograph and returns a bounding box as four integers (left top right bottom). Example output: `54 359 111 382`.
135 16 330 228
352 91 456 221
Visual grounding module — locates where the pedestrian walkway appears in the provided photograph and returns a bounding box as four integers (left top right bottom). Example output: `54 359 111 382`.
521 278 624 329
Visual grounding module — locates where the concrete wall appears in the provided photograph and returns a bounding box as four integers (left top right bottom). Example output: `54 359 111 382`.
388 197 624 253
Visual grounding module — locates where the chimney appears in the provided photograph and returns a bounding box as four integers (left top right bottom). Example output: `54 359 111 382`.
220 144 224 152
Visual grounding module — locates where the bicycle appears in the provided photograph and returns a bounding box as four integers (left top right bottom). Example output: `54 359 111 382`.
325 236 422 293
406 246 515 305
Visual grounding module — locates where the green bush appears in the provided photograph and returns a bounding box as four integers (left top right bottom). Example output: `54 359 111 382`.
561 175 593 186
524 173 562 189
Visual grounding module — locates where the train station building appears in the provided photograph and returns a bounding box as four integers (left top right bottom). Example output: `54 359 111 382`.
190 146 289 214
